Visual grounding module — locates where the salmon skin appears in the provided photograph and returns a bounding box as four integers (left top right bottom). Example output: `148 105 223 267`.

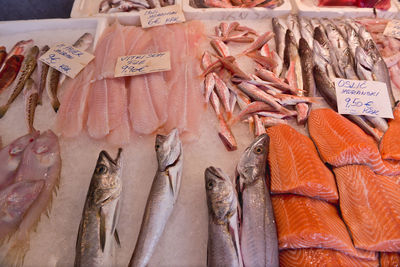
308 108 400 176
280 249 379 267
0 55 24 95
267 124 338 203
334 165 400 252
236 134 279 267
272 194 376 260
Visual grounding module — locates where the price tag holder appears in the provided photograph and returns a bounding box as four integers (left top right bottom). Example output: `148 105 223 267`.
383 20 400 39
39 43 94 78
139 5 185 28
335 78 393 119
114 51 171 77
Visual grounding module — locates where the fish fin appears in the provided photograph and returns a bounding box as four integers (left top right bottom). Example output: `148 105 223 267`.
168 171 176 197
99 207 106 252
111 200 120 238
114 229 121 248
2 237 30 267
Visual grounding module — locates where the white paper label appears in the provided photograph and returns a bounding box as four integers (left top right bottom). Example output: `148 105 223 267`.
39 43 94 78
114 52 171 77
383 20 400 39
335 78 393 119
139 5 185 28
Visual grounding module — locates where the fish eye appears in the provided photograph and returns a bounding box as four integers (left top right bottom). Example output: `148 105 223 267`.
207 180 215 190
95 164 108 175
155 144 160 150
254 145 264 154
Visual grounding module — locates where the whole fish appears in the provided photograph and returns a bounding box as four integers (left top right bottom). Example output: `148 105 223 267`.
23 79 38 133
372 58 395 106
271 18 287 63
286 14 301 46
205 166 242 267
0 132 38 191
0 46 39 119
0 46 6 68
0 55 24 95
236 134 278 267
75 148 122 267
299 17 314 49
47 33 94 112
129 129 183 267
37 45 50 105
2 40 33 67
241 31 275 55
1 130 60 267
313 65 381 141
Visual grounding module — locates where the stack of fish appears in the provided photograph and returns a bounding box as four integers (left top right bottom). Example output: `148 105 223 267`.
205 134 279 267
99 0 175 13
0 131 61 267
267 123 379 266
356 18 400 101
308 108 400 265
56 21 207 145
203 17 319 151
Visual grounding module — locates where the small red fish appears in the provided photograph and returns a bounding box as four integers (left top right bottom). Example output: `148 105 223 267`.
0 55 24 94
0 46 7 69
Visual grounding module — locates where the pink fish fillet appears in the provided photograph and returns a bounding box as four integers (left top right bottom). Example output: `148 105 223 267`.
2 130 60 266
93 21 126 81
123 26 146 53
0 132 38 191
106 77 131 145
56 63 94 138
87 79 109 139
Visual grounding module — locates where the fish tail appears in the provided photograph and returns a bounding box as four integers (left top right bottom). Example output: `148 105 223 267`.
2 239 29 267
0 104 9 119
52 99 60 113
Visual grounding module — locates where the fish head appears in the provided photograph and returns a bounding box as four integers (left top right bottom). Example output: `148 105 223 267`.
155 128 182 172
236 134 269 189
205 166 237 224
313 27 326 46
7 132 39 157
92 148 123 206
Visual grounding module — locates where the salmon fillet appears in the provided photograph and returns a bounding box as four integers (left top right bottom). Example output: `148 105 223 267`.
280 249 379 267
267 124 338 203
334 165 400 252
380 252 400 267
380 103 400 160
308 108 400 176
271 195 376 260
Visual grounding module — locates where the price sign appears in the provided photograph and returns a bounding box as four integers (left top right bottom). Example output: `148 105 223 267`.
139 5 185 28
335 78 393 119
383 20 400 39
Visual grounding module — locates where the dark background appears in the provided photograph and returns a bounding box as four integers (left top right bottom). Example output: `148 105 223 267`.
0 0 75 21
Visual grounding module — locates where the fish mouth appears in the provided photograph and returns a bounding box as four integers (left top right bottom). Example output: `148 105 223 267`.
205 166 227 181
100 148 122 166
156 128 179 145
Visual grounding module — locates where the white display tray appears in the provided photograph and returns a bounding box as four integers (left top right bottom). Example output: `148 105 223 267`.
183 0 292 20
292 0 399 18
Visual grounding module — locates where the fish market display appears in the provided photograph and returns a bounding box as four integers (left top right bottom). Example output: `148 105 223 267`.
317 0 390 10
75 149 122 267
380 252 400 266
56 21 207 145
203 21 320 151
308 108 400 176
280 249 379 267
205 166 242 267
334 165 400 252
99 0 175 13
129 129 183 267
0 130 60 266
0 45 39 119
267 124 338 203
272 195 376 259
236 134 278 267
380 103 400 160
46 33 94 112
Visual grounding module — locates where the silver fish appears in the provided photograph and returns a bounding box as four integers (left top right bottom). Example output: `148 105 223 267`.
129 129 183 267
237 134 278 267
286 14 301 47
205 166 242 267
271 18 287 64
299 17 314 49
75 148 123 267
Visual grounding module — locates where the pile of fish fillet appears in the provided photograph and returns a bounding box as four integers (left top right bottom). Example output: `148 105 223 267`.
56 20 207 145
268 108 400 266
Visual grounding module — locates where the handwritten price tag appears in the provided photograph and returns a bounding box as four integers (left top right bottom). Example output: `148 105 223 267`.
383 20 400 39
139 5 185 28
39 43 94 78
335 78 393 119
114 52 171 77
